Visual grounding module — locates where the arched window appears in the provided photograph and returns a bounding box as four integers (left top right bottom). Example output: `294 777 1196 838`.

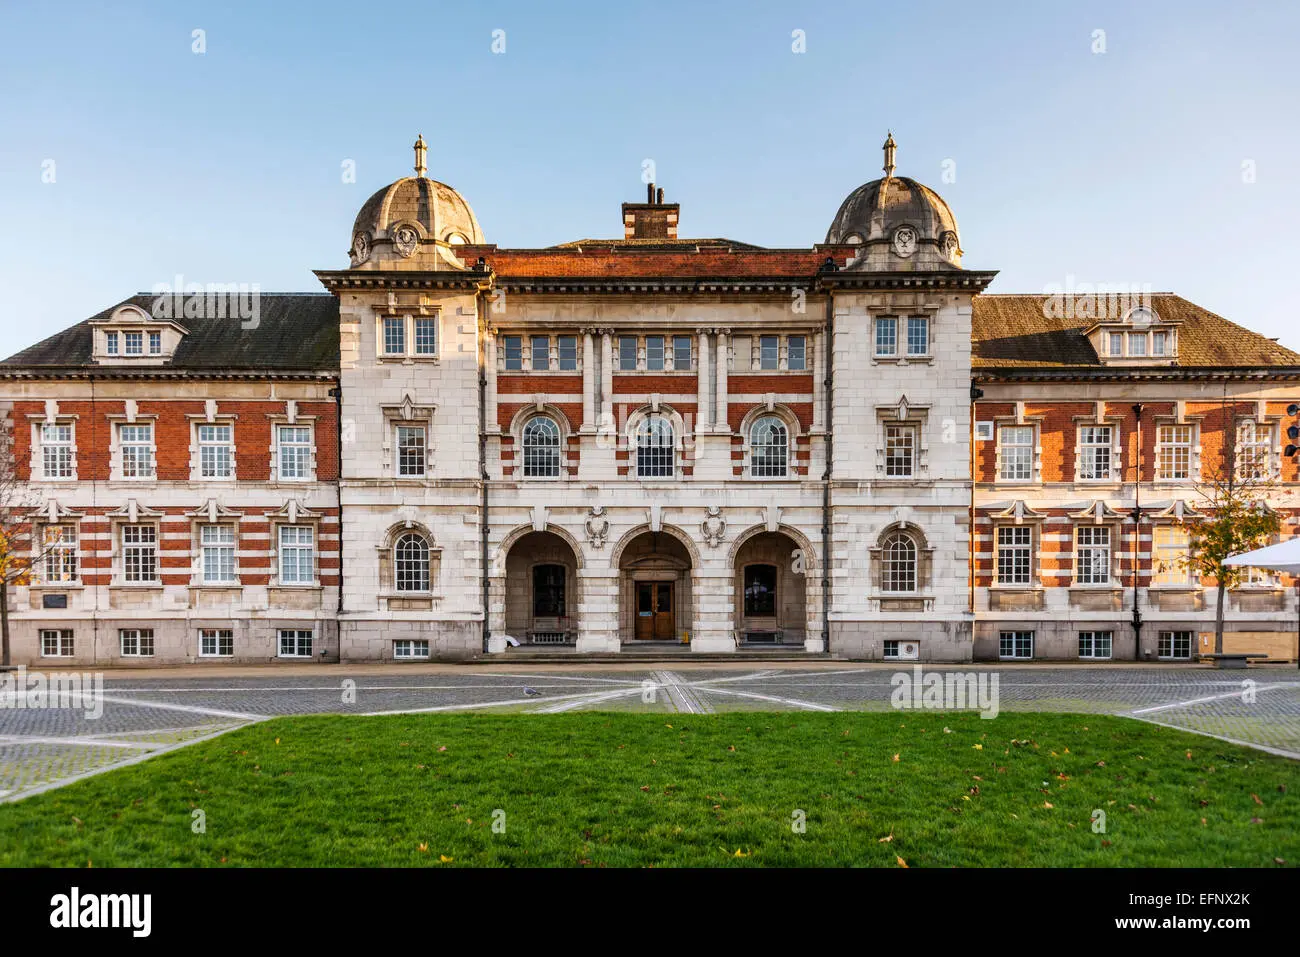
881 531 917 593
522 416 561 478
395 533 430 592
636 415 675 478
750 416 789 477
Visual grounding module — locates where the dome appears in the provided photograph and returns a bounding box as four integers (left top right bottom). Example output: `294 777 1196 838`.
348 136 484 269
824 135 963 270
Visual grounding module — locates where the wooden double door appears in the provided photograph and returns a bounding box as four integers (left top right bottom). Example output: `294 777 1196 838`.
634 581 675 641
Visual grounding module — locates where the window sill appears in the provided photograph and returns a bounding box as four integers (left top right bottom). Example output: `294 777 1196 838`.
189 583 243 590
109 583 163 590
871 355 934 365
378 355 440 363
1148 585 1201 593
1068 584 1122 592
29 582 84 590
989 585 1043 592
270 582 323 590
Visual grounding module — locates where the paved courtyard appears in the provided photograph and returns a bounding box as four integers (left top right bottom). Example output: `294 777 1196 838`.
2 663 1298 802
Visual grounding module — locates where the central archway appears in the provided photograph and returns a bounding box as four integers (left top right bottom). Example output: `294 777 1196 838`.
618 529 694 642
502 529 580 645
730 527 813 646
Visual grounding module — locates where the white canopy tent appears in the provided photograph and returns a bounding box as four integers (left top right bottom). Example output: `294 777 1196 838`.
1224 538 1300 575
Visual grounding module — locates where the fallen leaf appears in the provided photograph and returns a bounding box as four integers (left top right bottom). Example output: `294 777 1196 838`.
1250 817 1263 824
1276 858 1287 865
878 834 893 843
943 727 952 733
417 843 428 852
640 785 650 792
733 849 748 858
727 745 736 752
1186 751 1193 760
1201 818 1207 826
896 856 908 868
439 855 454 863
275 738 280 745
438 746 447 752
1096 760 1106 767
972 744 983 751
1101 840 1112 848
1043 802 1054 809
892 753 901 763
1252 793 1264 806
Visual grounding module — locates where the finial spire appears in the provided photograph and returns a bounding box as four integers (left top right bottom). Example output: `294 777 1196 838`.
882 131 897 179
413 134 428 178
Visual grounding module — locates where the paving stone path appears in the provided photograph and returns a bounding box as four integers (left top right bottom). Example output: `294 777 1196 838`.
2 664 1297 801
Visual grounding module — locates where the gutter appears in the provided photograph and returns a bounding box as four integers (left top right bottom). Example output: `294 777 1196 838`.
477 279 491 654
821 284 834 657
1130 403 1144 654
329 382 344 623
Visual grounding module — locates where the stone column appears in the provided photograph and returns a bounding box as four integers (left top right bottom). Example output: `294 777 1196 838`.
581 329 596 432
600 329 614 428
695 328 711 435
485 328 499 432
714 328 730 433
812 330 825 432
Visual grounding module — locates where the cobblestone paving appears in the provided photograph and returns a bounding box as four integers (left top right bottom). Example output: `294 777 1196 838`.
1 665 1296 800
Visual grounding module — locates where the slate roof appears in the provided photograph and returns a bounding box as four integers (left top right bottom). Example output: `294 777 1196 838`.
970 294 1300 371
1 293 339 372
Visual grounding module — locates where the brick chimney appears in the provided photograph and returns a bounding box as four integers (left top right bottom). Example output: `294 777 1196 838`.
621 182 679 240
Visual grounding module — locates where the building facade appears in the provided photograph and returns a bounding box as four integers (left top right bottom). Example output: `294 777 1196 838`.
2 137 1297 666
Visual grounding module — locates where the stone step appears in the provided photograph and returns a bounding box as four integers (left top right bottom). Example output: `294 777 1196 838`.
469 651 833 663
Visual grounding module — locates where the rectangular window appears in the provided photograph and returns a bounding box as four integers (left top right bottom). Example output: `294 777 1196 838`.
1078 631 1113 659
998 425 1035 482
148 331 162 355
413 317 437 355
1152 526 1193 586
906 317 929 356
1152 331 1168 356
1156 424 1193 480
884 424 916 477
41 524 78 582
531 335 550 370
1109 332 1124 356
1128 333 1147 357
558 335 578 371
503 336 523 370
200 629 234 657
619 336 638 370
875 317 898 357
759 335 779 370
106 331 119 355
394 639 430 659
673 335 692 371
119 423 155 478
197 424 234 479
119 628 155 657
883 640 900 659
1074 526 1111 585
125 331 143 355
1077 425 1113 480
996 526 1033 586
382 316 406 355
41 423 74 478
201 524 237 583
121 524 158 583
1158 630 1193 660
40 629 74 657
396 425 426 477
999 630 1034 660
277 425 312 480
1237 420 1272 480
278 526 315 584
787 335 806 370
278 629 314 658
645 335 665 371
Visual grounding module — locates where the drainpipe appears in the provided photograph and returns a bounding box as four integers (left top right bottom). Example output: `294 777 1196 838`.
1130 403 1144 656
820 280 835 656
477 273 492 654
329 383 344 630
969 383 985 620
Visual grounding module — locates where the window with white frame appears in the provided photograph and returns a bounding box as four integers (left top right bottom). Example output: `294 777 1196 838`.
1237 420 1272 480
884 424 916 477
40 524 78 582
1108 332 1123 356
999 631 1034 659
996 526 1033 586
125 331 143 355
672 335 692 370
382 316 405 356
759 336 779 370
503 336 523 370
875 317 898 357
1152 525 1193 586
635 415 675 478
200 524 237 584
645 336 665 371
394 533 431 592
278 629 313 658
40 629 74 657
200 629 234 657
278 525 315 584
1156 424 1193 480
750 415 788 478
197 423 234 479
619 336 638 370
1243 564 1278 587
148 331 162 355
276 425 312 480
1128 333 1147 357
1077 425 1113 481
788 335 807 370
1074 526 1111 585
394 639 430 659
121 524 158 583
532 335 551 370
1152 331 1169 356
106 331 119 355
881 531 918 593
395 425 427 477
1078 631 1112 659
558 335 578 371
522 416 561 478
998 425 1035 481
41 423 75 479
906 317 929 356
1158 630 1192 660
119 423 155 478
119 628 154 657
413 317 437 355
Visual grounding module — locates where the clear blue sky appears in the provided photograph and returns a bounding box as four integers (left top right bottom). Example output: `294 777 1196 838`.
2 0 1298 357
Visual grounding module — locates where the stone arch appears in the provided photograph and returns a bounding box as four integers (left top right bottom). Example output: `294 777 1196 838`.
728 524 816 646
609 521 701 571
376 519 441 595
493 524 585 645
496 522 586 571
727 523 816 572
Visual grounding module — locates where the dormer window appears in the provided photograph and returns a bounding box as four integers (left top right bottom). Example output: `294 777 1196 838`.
149 331 162 355
1092 304 1178 365
106 331 119 355
125 332 143 355
91 304 186 364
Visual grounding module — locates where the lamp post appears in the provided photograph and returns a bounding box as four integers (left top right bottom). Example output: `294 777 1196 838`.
1287 403 1300 670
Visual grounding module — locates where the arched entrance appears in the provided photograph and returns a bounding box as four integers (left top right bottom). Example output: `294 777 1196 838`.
732 530 808 645
618 530 694 642
503 530 580 645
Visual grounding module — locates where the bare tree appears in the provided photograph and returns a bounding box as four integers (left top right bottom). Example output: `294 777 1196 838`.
1185 397 1282 655
0 412 51 667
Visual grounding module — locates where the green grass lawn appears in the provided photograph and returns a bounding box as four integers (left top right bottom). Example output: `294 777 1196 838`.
1 712 1296 867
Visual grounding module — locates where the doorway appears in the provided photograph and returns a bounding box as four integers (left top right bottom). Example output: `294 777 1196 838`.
635 581 675 640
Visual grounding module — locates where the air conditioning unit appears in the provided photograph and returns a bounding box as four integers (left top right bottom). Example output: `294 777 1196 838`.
975 421 995 442
897 641 919 661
